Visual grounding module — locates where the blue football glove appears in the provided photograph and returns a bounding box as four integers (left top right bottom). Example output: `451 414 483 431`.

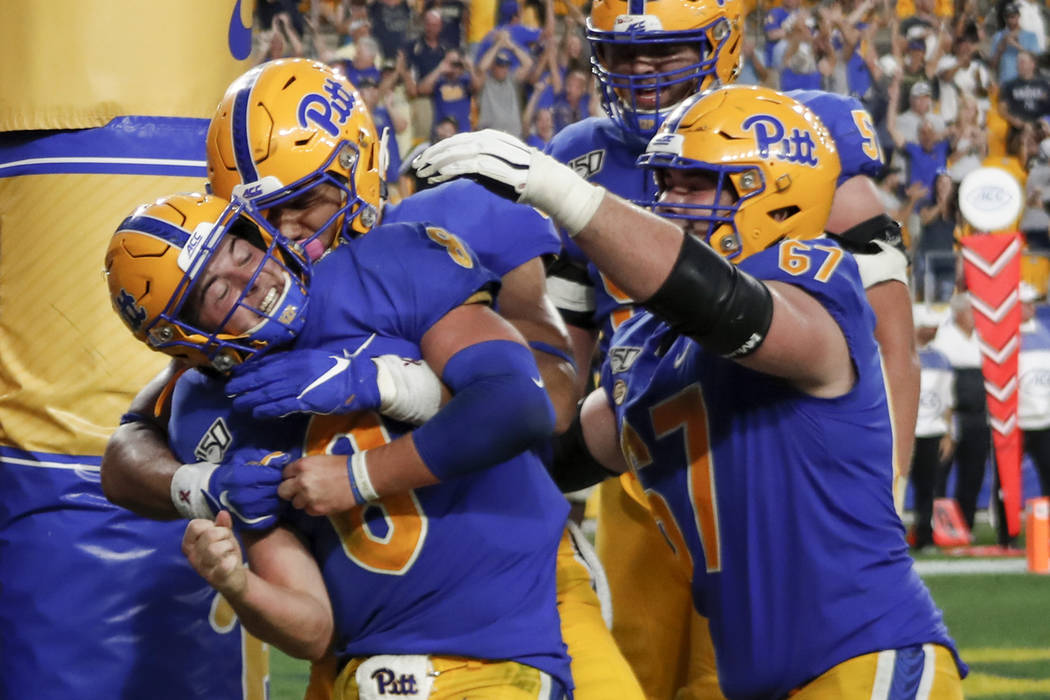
200 450 290 531
227 347 382 419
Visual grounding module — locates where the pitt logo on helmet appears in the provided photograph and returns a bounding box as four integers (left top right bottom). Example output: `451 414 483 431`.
298 78 358 138
742 114 819 167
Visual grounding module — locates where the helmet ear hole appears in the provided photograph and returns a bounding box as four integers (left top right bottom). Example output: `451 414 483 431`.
768 205 800 223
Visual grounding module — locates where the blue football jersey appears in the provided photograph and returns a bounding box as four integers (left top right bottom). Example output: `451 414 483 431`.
168 222 572 691
546 117 653 357
385 179 561 279
601 238 965 699
787 89 885 185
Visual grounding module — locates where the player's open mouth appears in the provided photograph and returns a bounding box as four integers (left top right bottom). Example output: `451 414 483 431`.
246 273 290 330
258 284 281 315
633 87 664 111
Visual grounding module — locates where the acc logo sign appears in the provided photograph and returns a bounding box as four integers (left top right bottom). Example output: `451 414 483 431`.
298 78 358 137
742 114 819 167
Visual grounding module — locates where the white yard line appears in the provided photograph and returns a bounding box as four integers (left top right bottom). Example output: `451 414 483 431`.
914 558 1033 575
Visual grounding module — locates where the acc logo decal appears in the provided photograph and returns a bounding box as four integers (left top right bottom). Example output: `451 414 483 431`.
609 346 642 373
116 289 148 331
194 418 233 463
298 78 357 137
239 183 264 199
742 114 819 167
569 149 605 179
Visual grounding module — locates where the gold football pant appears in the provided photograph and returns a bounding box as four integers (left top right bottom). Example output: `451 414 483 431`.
595 475 724 700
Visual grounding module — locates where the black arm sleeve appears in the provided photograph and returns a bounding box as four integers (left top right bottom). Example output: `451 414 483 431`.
548 407 620 492
643 235 774 358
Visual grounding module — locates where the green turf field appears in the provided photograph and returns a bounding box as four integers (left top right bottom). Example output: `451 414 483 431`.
267 521 1050 699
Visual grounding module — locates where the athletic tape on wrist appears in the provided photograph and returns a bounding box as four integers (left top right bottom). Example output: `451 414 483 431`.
525 151 605 236
374 355 443 425
170 462 220 520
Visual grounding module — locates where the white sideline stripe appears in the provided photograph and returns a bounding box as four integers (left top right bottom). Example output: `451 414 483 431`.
914 558 1029 575
0 456 99 471
0 156 206 173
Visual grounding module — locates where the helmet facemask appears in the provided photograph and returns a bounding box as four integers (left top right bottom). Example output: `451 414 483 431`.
233 139 381 262
589 11 738 137
108 196 311 372
208 59 386 261
638 86 841 263
647 159 770 260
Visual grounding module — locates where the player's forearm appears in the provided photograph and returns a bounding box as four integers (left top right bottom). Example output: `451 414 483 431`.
532 347 580 434
572 192 682 303
223 529 336 661
869 281 921 470
222 569 333 660
101 420 183 519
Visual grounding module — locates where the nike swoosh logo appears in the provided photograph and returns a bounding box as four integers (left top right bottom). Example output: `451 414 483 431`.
532 376 545 388
228 0 253 60
297 355 351 400
219 491 272 525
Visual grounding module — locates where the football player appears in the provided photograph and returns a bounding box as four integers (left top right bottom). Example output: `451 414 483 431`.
414 85 966 699
541 1 918 695
101 59 644 699
105 192 573 699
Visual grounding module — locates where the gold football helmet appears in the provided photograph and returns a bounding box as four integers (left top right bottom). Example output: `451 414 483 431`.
638 85 841 262
207 58 384 252
104 193 309 371
588 0 743 137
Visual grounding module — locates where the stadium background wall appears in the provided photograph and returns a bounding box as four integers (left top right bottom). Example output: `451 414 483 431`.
0 2 263 698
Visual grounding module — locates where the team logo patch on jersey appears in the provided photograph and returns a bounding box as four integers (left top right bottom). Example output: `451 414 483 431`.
743 114 819 167
194 418 233 463
608 346 642 373
569 149 605 179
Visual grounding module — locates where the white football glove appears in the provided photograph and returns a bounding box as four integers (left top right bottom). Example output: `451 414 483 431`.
414 129 605 236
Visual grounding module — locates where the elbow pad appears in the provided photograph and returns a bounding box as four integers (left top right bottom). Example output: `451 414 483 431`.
643 235 774 359
412 340 555 481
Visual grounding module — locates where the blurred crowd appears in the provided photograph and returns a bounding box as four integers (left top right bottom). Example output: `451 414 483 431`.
253 0 1050 302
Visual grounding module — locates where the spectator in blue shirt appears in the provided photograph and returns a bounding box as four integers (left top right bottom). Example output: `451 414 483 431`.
764 0 802 67
418 48 479 139
991 2 1041 83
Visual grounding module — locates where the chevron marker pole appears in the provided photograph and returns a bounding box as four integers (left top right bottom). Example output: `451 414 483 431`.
961 233 1023 536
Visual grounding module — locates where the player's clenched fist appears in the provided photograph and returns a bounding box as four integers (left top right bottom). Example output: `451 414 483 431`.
182 511 248 597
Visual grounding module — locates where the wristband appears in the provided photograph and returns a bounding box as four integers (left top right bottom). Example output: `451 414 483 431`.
347 451 380 503
170 462 220 519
